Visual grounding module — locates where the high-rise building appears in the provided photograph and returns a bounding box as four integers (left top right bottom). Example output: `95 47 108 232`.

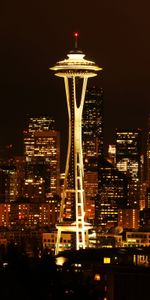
51 33 101 254
23 116 60 200
146 115 150 188
82 87 103 224
95 157 128 230
0 165 17 202
82 86 103 169
115 129 142 208
0 155 25 203
84 171 98 223
0 147 19 202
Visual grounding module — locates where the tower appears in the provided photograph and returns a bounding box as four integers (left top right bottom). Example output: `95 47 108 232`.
51 33 101 254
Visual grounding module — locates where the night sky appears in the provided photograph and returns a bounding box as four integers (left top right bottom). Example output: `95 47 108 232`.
1 1 150 158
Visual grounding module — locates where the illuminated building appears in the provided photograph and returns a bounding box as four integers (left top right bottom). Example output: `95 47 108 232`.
51 33 101 254
82 87 103 223
0 156 25 202
116 129 142 208
27 116 55 132
124 231 150 247
146 115 150 188
82 86 103 169
24 116 60 200
140 208 150 228
108 144 116 165
95 158 128 229
42 231 72 253
84 171 98 223
14 156 25 199
89 231 123 248
0 166 17 202
145 116 150 210
0 200 60 228
118 208 139 229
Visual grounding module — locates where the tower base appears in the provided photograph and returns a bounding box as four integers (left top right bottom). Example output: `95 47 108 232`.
55 221 92 255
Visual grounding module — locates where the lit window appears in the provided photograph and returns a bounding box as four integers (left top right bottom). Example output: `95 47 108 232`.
104 257 110 264
94 274 101 281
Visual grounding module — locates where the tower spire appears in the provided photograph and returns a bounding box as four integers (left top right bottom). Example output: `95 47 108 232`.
74 32 79 49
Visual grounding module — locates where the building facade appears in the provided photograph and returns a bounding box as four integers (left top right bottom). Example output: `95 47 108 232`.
115 129 142 208
82 87 103 224
95 158 128 230
23 116 60 200
82 86 104 169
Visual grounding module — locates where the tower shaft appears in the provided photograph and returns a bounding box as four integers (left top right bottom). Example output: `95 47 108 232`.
61 76 88 249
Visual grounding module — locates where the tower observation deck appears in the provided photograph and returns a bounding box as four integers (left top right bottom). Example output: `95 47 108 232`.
50 33 102 254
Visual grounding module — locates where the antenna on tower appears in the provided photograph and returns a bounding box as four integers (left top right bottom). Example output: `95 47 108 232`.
74 32 79 49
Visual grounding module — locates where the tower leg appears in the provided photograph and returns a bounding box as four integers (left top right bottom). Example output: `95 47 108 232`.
55 227 61 255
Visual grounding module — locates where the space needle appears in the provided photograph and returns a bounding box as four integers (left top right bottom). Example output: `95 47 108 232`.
51 33 102 254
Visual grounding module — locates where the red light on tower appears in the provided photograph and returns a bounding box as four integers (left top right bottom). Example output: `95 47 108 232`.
74 32 79 38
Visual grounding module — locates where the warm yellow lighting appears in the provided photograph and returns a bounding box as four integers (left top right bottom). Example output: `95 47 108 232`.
104 257 111 264
127 239 136 242
55 256 67 266
51 41 101 255
94 273 101 281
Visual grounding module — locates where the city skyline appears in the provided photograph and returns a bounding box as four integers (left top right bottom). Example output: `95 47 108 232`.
1 1 150 156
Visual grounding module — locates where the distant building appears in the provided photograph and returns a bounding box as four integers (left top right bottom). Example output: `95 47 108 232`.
82 87 103 223
95 158 128 229
0 165 17 202
42 231 72 253
124 231 150 247
146 115 150 188
0 199 60 229
115 129 142 208
82 86 104 169
118 208 139 229
89 231 123 248
14 156 26 199
23 116 60 200
84 171 98 223
140 208 150 228
107 144 116 165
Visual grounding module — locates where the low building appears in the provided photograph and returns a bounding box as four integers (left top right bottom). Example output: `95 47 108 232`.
42 231 72 253
123 231 150 247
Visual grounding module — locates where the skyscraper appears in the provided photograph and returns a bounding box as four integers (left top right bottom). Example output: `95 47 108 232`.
24 116 60 200
82 86 103 169
82 87 103 223
95 157 128 229
116 129 142 208
51 33 101 254
146 115 150 189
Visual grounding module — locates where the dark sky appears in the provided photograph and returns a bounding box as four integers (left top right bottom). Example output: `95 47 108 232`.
1 1 150 156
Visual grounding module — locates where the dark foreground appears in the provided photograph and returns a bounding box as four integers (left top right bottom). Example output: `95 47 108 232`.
0 245 150 300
